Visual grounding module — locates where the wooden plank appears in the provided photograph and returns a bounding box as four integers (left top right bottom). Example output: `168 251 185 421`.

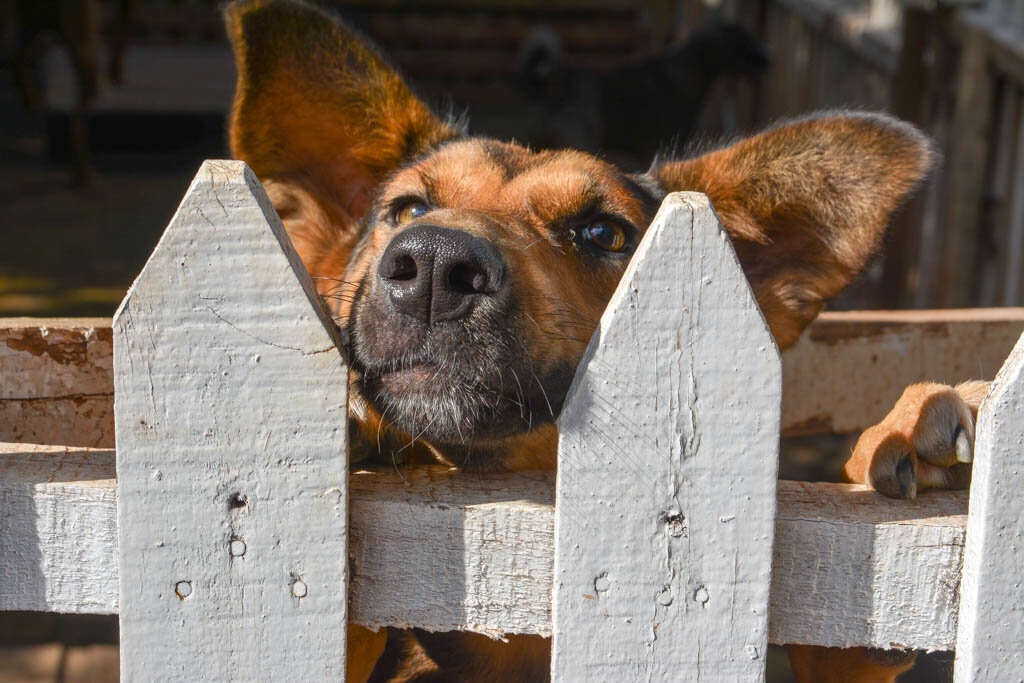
1003 102 1024 304
937 23 995 307
880 6 933 308
771 0 899 73
0 443 116 614
954 331 1024 680
349 467 555 638
958 10 1024 88
0 447 970 650
3 309 1020 441
771 480 966 651
781 308 1024 434
0 318 113 447
113 160 350 680
552 193 781 680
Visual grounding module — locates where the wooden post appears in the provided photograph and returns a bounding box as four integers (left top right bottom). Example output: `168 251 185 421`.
113 161 350 680
551 193 782 681
937 23 994 307
954 330 1024 681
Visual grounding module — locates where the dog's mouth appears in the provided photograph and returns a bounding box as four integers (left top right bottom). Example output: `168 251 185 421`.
350 325 574 451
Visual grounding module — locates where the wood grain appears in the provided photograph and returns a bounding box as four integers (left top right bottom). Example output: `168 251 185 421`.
0 448 970 651
552 193 781 680
955 331 1024 680
0 318 113 447
781 308 1024 434
113 160 350 680
5 309 1019 443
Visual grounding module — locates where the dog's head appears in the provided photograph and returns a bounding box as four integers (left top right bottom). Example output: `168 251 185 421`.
226 0 933 470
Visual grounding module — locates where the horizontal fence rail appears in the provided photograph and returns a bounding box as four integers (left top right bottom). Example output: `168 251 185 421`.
3 309 1022 448
2 160 1024 682
0 442 968 652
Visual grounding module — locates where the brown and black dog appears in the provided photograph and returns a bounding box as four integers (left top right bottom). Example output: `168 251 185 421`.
224 1 985 680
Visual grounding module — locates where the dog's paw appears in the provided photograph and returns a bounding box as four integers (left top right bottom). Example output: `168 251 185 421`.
843 382 985 500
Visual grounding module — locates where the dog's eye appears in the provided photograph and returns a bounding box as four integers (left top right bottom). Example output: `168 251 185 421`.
393 200 430 224
581 221 628 253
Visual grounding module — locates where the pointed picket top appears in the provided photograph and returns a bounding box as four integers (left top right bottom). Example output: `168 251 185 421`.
955 330 1024 682
552 192 782 681
114 160 350 681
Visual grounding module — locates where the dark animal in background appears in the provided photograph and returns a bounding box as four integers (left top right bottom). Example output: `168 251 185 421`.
517 22 770 163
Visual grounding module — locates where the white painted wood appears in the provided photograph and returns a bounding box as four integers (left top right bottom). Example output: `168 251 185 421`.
0 442 117 614
954 331 1024 681
551 193 782 681
771 480 966 651
113 160 349 681
349 468 556 638
0 448 971 649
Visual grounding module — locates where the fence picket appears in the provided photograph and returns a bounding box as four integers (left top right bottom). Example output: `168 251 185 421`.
552 193 782 681
954 331 1024 681
113 160 350 681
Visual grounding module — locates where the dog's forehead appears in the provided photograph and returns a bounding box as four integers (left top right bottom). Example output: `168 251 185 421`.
389 138 654 221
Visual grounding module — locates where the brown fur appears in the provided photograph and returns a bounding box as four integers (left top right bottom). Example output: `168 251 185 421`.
226 0 459 291
844 380 987 499
653 116 932 348
787 645 917 683
224 1 937 680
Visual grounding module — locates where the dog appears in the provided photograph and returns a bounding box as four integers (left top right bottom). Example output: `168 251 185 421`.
516 21 769 161
224 2 984 680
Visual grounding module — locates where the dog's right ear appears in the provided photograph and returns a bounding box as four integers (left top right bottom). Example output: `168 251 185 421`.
224 0 459 279
648 112 933 349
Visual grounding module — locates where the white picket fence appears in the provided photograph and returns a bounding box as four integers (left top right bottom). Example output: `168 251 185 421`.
2 159 1023 681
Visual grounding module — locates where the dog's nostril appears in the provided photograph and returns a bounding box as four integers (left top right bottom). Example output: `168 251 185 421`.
448 263 489 295
384 254 418 281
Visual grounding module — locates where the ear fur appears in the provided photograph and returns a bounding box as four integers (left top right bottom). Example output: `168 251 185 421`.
224 0 459 284
650 112 934 349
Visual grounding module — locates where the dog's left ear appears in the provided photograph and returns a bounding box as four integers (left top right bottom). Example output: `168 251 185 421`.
649 112 934 349
224 0 458 277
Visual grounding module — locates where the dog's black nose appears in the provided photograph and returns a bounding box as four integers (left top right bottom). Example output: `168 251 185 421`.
378 225 505 324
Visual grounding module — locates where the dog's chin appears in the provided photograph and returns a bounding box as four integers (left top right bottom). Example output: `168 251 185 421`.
361 363 538 447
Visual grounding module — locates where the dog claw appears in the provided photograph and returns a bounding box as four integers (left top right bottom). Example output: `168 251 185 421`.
896 455 917 500
955 426 973 464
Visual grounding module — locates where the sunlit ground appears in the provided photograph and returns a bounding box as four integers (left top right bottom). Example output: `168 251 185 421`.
0 87 221 318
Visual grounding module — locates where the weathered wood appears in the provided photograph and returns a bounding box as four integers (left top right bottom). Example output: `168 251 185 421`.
350 468 555 638
958 10 1024 89
954 331 1024 680
0 318 113 447
1003 103 1024 305
552 193 781 680
0 448 970 650
781 308 1024 434
0 442 116 614
937 23 994 307
6 310 1019 441
113 160 349 680
771 480 966 651
881 6 933 308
